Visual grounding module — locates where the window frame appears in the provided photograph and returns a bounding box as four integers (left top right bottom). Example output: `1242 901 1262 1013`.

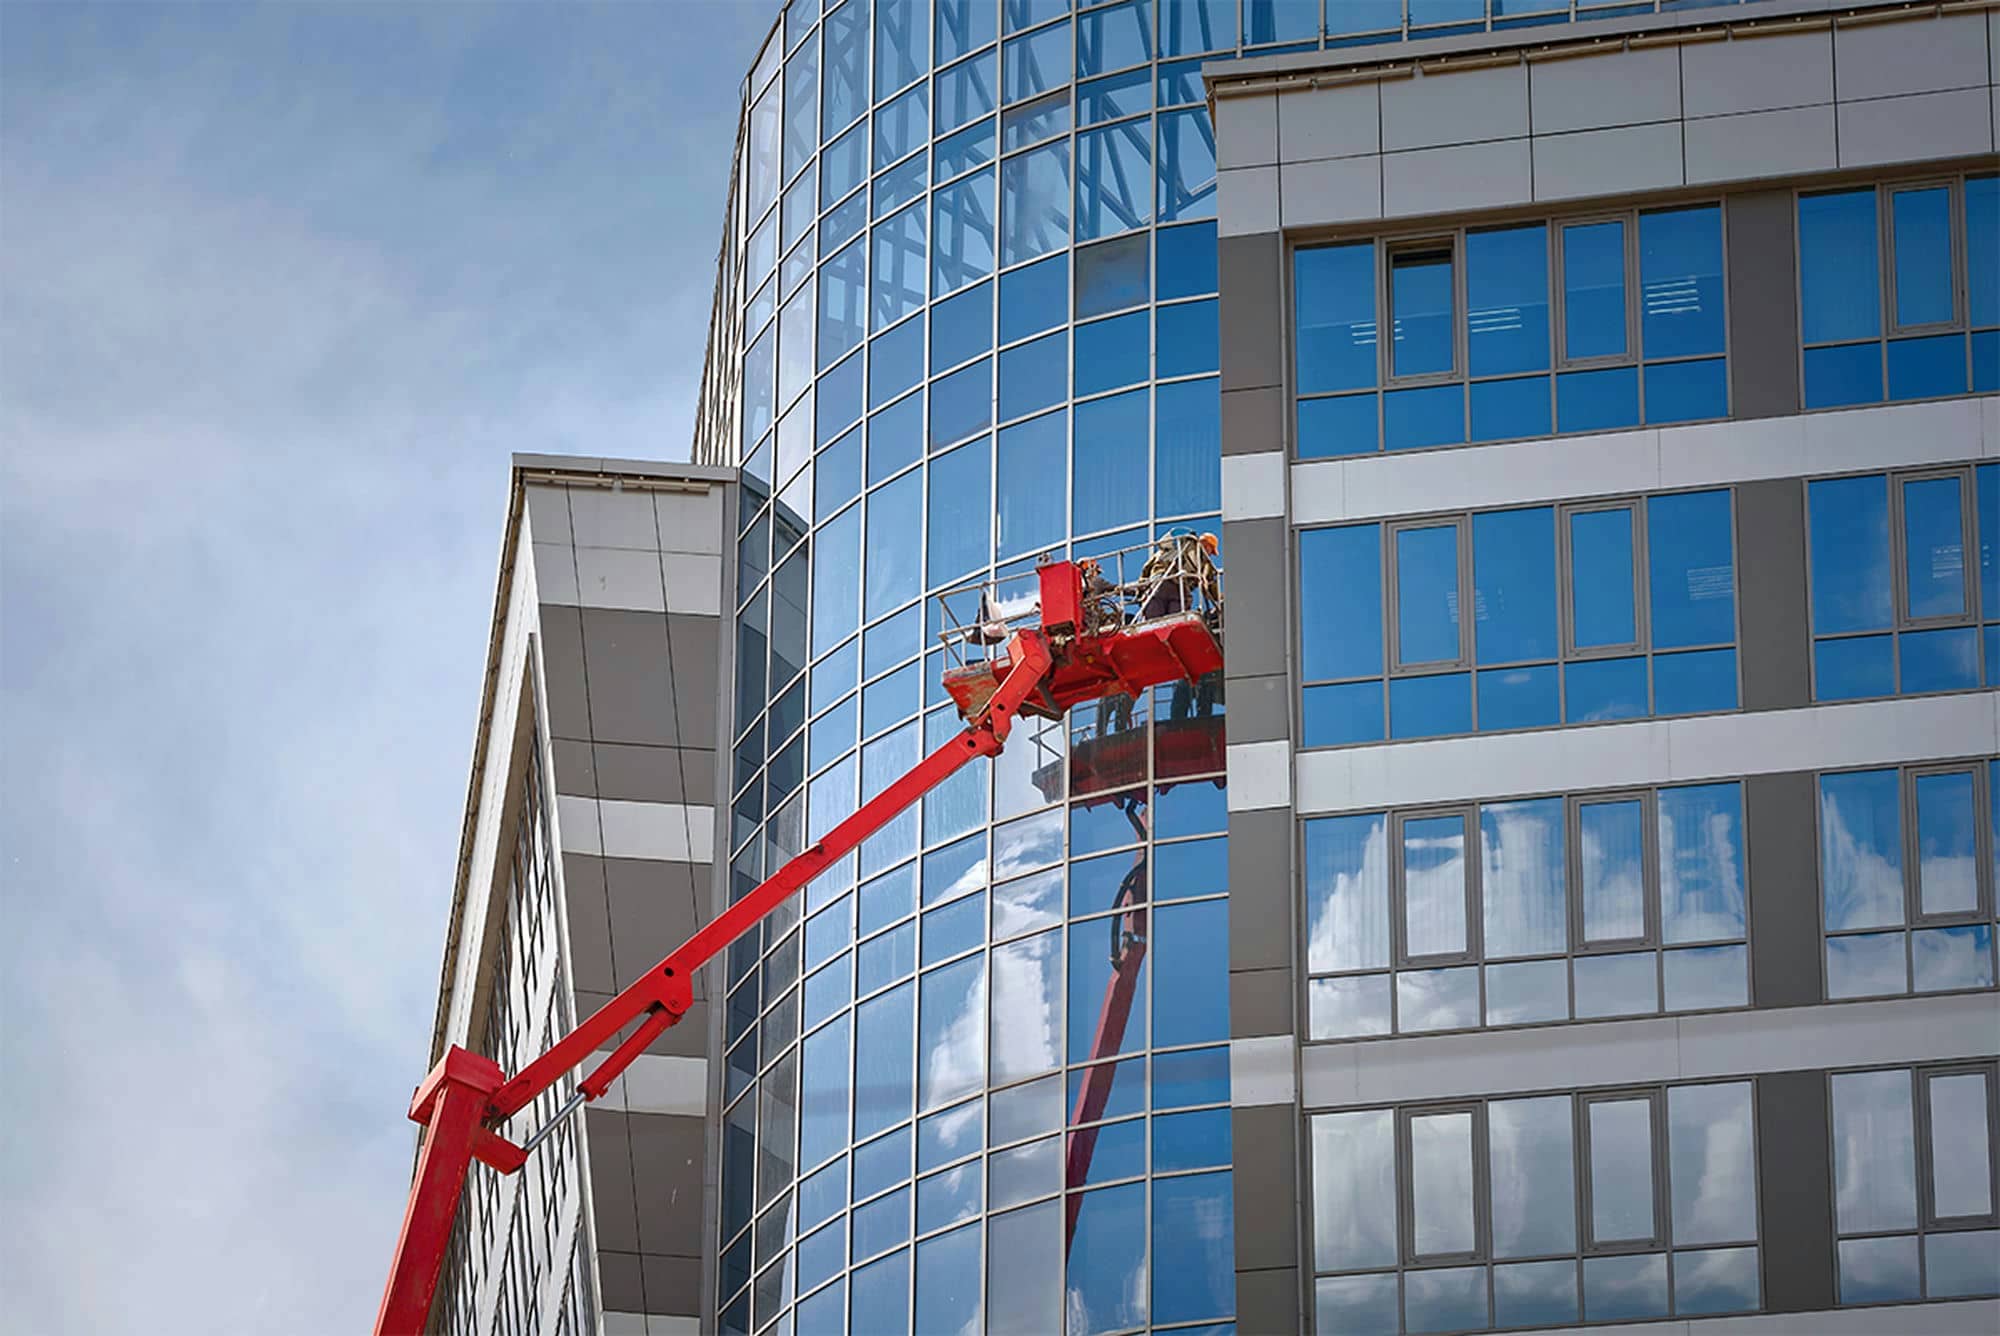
1382 234 1462 388
1892 467 1980 632
1579 1088 1670 1256
1386 515 1474 675
1916 1063 2000 1233
1882 178 1968 340
1903 761 1994 928
1392 805 1481 969
1569 789 1660 953
1558 498 1650 660
1553 211 1639 373
1399 1101 1492 1267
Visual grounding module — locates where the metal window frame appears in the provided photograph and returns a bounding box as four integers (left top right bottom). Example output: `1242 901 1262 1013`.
1399 1101 1492 1267
1891 465 1981 632
1916 1062 2000 1232
1570 790 1659 953
1553 211 1639 372
1382 234 1463 387
1579 1087 1670 1256
1462 218 1555 387
1393 805 1482 970
1633 199 1732 372
1386 515 1475 674
1558 498 1650 660
1882 178 1968 340
1904 761 1994 928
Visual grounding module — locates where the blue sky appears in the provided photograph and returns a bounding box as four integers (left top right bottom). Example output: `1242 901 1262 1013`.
0 2 771 1327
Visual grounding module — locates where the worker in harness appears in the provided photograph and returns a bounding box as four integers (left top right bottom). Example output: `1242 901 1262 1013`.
1138 531 1221 719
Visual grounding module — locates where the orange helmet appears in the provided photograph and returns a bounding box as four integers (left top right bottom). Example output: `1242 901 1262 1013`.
1199 532 1218 555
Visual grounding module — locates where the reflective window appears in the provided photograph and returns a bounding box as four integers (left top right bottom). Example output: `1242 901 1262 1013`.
1079 0 1152 75
1000 139 1070 266
1808 465 1995 701
1307 782 1747 1041
1156 107 1215 222
1076 119 1153 241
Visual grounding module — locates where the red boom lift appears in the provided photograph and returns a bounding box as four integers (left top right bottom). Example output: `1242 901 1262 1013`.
376 544 1223 1334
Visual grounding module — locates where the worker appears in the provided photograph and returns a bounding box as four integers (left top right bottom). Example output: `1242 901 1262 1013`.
1139 531 1220 621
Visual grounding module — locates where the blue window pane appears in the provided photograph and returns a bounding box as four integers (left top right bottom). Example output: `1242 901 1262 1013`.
1079 0 1153 75
1639 205 1725 358
931 282 993 375
1001 87 1069 149
798 1276 845 1336
1159 220 1218 299
850 1248 910 1333
998 330 1068 421
866 471 923 618
1891 185 1955 327
822 187 867 256
854 981 915 1138
1397 523 1462 665
1076 232 1150 318
1316 1273 1399 1335
813 507 861 655
1001 140 1070 265
1391 671 1473 739
1584 1254 1668 1322
743 326 775 453
1980 463 1998 613
820 351 865 446
933 166 997 296
876 0 928 99
1003 18 1070 105
1644 357 1727 424
821 237 868 373
1808 474 1892 633
1566 656 1647 723
1391 247 1455 376
1989 625 2000 687
1247 0 1317 42
1075 310 1150 396
1557 366 1640 433
1837 1236 1919 1305
1647 490 1735 648
1154 1108 1232 1172
1153 899 1227 1048
1816 634 1894 700
1903 475 1967 619
1076 119 1153 242
919 954 986 1109
1078 67 1152 125
914 1222 981 1336
1158 298 1218 376
1327 0 1403 35
1153 1172 1236 1324
1158 107 1217 222
1156 377 1221 516
1300 524 1384 680
934 117 996 184
1160 0 1236 55
869 391 923 481
1976 330 2000 392
1296 243 1379 393
824 117 868 209
1800 189 1883 343
1654 648 1737 715
1298 393 1379 458
1902 625 1979 693
1478 665 1561 730
935 49 997 135
928 439 992 587
1407 1266 1489 1334
785 38 820 179
877 83 930 170
1470 375 1552 442
1068 1183 1148 1334
1004 0 1069 34
873 202 928 332
1000 252 1067 342
996 410 1067 558
1473 507 1558 664
1495 1261 1578 1330
1969 176 1999 327
801 1015 854 1170
1304 680 1386 746
1467 224 1550 375
1068 916 1147 1059
1562 220 1627 359
1820 768 1903 931
1384 383 1466 450
1569 507 1637 648
930 357 992 448
817 426 863 524
1073 388 1149 535
1888 333 1968 401
1804 341 1884 409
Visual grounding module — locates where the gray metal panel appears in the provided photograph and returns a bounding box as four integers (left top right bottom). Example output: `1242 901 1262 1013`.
1754 1069 1837 1314
1220 233 1284 394
1681 28 1834 118
1836 88 1996 169
606 857 703 993
552 737 597 796
1725 191 1802 421
629 1110 708 1262
1233 1265 1302 1336
1532 121 1684 201
599 1251 646 1313
1228 806 1293 973
1832 10 1990 102
585 1105 640 1253
1529 44 1681 135
1230 965 1296 1039
1226 673 1291 745
1223 385 1285 459
1219 517 1288 681
593 743 717 806
1686 104 1838 186
1735 478 1811 711
1277 81 1381 163
581 608 678 747
1380 63 1529 150
1231 1106 1301 1271
666 614 723 751
562 852 615 995
1218 90 1278 169
1280 154 1386 230
642 1255 702 1317
1381 139 1532 219
1745 772 1823 1010
539 605 593 742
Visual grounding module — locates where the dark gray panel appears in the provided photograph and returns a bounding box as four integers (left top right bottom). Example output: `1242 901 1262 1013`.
605 858 702 991
581 608 677 747
1233 1265 1301 1336
593 743 716 805
1220 232 1284 394
598 1251 645 1313
1725 190 1801 420
1232 1106 1300 1271
666 614 723 750
641 1253 702 1316
1222 385 1285 458
629 1110 708 1259
1735 480 1812 714
1755 1070 1836 1313
1230 965 1296 1039
1746 771 1823 1009
1227 673 1290 745
1229 806 1294 973
551 738 596 796
539 605 592 742
584 1106 640 1253
562 852 615 996
1220 517 1288 681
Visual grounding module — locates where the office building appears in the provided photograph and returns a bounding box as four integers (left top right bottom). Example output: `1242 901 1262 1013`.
420 2 2000 1333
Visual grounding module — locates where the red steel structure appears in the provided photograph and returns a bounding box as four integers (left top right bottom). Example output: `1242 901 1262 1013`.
376 555 1223 1334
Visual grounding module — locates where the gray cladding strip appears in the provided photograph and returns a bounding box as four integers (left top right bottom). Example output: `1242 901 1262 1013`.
1725 190 1802 421
1219 232 1285 400
1734 479 1812 716
1745 771 1824 1010
585 1106 707 1320
1756 1069 1838 1314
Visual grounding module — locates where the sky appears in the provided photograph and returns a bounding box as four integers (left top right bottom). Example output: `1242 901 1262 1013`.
0 2 772 1327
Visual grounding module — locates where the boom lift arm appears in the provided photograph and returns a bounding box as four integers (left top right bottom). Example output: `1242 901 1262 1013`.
377 552 1222 1334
